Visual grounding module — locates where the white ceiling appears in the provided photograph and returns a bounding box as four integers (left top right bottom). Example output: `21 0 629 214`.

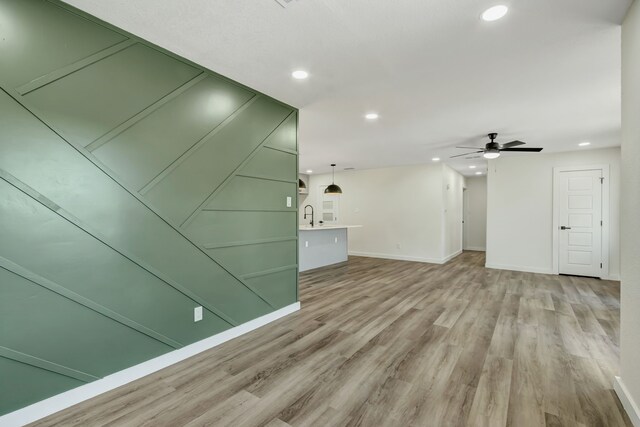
64 0 631 176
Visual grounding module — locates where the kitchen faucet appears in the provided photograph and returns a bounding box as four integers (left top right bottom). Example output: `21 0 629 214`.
303 205 314 227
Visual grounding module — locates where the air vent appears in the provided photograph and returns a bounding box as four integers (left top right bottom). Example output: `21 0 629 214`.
274 0 296 8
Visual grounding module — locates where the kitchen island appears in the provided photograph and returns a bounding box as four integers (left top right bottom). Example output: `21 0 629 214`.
299 225 362 272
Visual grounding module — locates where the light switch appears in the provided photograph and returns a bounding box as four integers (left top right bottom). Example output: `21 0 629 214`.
194 306 203 322
286 196 292 207
305 241 309 247
334 237 338 243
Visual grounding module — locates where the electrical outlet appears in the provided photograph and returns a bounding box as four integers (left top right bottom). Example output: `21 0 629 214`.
194 306 203 322
286 196 292 208
396 243 401 249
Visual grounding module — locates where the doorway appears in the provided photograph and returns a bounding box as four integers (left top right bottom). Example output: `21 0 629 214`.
553 166 610 278
462 187 468 250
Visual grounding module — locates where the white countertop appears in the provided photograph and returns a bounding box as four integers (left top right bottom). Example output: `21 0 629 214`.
299 225 362 231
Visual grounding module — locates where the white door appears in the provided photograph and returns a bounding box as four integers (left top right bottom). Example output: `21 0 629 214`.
557 169 603 277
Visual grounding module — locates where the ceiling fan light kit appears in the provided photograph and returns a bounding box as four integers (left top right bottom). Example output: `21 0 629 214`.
451 132 543 160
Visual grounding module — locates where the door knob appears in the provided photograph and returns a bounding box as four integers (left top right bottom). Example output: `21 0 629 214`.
560 226 572 230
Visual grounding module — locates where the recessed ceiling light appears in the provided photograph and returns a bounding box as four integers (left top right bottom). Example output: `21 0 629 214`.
365 113 379 120
469 165 477 169
432 157 441 162
306 169 313 174
475 171 483 175
482 5 508 22
579 142 591 147
291 70 309 80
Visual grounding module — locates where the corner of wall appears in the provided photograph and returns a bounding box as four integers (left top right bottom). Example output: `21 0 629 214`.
620 0 640 423
614 376 640 427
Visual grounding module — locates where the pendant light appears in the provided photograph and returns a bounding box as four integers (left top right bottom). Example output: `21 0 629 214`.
324 164 343 194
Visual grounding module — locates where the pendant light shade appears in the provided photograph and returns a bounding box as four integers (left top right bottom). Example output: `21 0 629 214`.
325 183 343 194
324 164 343 194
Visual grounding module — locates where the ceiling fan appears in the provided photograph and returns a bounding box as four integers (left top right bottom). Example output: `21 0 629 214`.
451 133 543 159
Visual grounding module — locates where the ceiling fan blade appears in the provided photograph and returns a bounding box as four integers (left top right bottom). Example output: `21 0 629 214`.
466 156 482 159
456 146 484 150
500 147 543 152
501 140 526 148
450 151 483 158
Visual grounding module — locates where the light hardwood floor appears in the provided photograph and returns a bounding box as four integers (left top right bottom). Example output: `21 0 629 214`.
32 252 631 426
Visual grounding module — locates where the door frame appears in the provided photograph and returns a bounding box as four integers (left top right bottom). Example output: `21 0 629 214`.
552 165 610 278
462 186 468 250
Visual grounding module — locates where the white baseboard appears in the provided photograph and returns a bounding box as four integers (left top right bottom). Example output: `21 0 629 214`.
463 246 486 252
485 263 620 280
348 251 446 264
614 376 640 426
484 263 554 275
0 302 301 427
442 250 463 263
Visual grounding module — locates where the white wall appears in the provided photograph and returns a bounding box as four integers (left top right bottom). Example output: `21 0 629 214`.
442 165 465 260
464 177 487 251
486 147 621 278
618 1 640 423
306 164 462 263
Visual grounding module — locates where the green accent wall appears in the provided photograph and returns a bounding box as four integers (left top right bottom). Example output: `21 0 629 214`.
0 0 298 416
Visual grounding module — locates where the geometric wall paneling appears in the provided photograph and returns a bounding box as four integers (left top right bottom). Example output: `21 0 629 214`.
0 0 127 89
24 43 201 147
176 109 298 232
0 0 298 415
206 239 298 277
205 176 297 212
165 104 299 312
238 146 298 183
0 266 172 379
187 211 298 248
91 76 256 190
0 357 84 416
0 179 230 348
142 97 293 224
244 268 298 310
0 91 270 327
263 112 298 152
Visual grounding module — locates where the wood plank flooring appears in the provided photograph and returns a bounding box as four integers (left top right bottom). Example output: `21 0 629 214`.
32 252 631 426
